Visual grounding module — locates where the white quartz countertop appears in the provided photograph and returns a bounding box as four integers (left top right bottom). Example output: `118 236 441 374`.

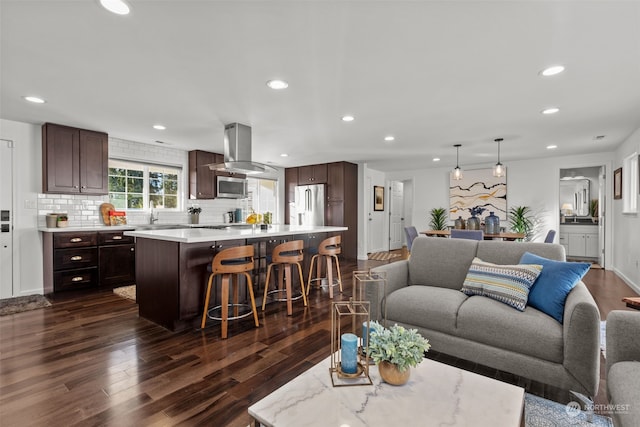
38 222 257 233
123 225 348 243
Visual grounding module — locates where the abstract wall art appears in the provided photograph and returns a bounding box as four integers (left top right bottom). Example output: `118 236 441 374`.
450 168 507 220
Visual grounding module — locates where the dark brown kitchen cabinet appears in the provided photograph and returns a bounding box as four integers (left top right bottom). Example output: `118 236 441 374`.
42 123 108 195
284 168 298 225
189 150 217 199
298 164 327 184
99 231 135 288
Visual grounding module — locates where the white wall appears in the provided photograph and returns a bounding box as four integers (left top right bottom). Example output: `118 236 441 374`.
612 128 640 293
0 119 43 296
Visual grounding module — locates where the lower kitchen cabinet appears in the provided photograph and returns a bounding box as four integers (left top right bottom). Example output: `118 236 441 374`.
559 225 599 259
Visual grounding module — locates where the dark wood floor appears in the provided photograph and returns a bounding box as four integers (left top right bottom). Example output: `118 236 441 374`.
0 256 637 427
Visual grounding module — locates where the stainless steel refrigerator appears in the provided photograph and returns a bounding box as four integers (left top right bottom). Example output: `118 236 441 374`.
292 184 325 226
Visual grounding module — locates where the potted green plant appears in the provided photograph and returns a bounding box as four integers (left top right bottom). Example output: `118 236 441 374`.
368 323 431 385
187 205 202 224
590 199 599 223
428 207 448 230
508 206 534 241
56 214 69 228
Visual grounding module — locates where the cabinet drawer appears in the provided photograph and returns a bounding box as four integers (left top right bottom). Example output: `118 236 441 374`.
54 267 98 291
99 231 134 245
54 232 97 248
54 247 98 270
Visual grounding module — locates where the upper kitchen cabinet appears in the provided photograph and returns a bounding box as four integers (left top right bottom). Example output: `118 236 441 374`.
189 150 217 199
42 123 108 194
284 168 298 224
298 164 327 184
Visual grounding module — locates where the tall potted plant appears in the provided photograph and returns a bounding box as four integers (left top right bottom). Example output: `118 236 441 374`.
508 206 534 241
428 207 448 230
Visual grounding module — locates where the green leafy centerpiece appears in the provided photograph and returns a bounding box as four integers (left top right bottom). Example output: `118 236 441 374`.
368 323 431 385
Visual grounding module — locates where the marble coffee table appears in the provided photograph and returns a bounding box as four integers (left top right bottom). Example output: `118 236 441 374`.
249 355 524 426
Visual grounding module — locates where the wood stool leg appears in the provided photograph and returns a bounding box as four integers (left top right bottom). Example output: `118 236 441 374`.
307 255 317 295
243 272 259 328
334 255 343 293
221 274 230 339
278 265 284 292
326 256 334 299
296 262 307 307
262 264 273 311
233 274 240 318
284 264 293 316
201 273 214 329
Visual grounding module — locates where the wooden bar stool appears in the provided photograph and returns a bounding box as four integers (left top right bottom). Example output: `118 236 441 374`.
307 235 343 299
201 245 259 339
261 240 307 315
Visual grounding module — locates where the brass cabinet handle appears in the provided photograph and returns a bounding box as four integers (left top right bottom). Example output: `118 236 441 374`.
70 256 83 261
113 236 123 240
71 276 84 282
70 238 82 243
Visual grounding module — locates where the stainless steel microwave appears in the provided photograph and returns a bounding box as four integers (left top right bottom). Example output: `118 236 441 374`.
216 175 247 199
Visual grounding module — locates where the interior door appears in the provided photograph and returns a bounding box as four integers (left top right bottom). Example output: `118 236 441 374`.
367 176 385 253
389 181 404 250
598 165 606 267
0 139 14 298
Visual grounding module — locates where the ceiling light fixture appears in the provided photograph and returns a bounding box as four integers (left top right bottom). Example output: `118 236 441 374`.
540 65 565 77
492 138 505 177
24 96 45 103
342 115 354 122
452 144 463 180
153 124 166 130
266 79 288 90
280 153 289 157
547 144 558 150
542 107 560 115
432 158 441 162
100 0 130 15
384 136 395 142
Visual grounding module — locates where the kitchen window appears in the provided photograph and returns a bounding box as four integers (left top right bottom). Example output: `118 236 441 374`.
108 159 181 210
246 177 278 220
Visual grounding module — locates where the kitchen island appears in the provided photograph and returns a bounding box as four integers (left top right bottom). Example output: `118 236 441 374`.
124 225 347 332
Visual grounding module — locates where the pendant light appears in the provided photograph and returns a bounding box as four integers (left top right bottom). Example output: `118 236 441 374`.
493 138 505 177
452 144 463 180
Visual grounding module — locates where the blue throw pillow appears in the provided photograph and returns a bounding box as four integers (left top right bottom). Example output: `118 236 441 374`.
519 252 590 323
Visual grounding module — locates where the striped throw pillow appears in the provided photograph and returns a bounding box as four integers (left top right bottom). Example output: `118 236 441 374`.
461 257 543 311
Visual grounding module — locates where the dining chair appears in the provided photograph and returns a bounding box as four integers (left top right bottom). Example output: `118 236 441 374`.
450 229 484 240
404 226 419 251
544 229 557 243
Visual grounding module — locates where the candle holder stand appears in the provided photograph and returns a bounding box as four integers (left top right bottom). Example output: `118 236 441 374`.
329 299 372 387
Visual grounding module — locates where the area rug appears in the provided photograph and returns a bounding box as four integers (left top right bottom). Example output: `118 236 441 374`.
0 294 52 316
113 285 136 301
525 393 613 426
368 252 401 261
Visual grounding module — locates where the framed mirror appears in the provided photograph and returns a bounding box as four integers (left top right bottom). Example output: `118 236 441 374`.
560 178 590 216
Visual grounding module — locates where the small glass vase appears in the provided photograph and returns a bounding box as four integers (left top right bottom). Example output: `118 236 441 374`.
484 212 500 235
466 215 481 230
454 216 466 230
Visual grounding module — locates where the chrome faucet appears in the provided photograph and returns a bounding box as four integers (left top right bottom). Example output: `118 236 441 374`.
150 202 158 224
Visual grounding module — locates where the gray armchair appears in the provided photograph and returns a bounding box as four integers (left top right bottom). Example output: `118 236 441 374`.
606 310 640 427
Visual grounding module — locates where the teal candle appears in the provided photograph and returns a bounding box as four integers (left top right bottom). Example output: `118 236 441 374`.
362 321 378 348
341 333 358 374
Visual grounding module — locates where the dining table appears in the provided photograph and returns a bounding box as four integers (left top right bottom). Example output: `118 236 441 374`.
421 230 526 241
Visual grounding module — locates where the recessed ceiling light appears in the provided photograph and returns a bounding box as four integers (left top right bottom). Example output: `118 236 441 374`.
432 157 441 162
266 79 288 90
24 96 45 104
540 65 565 77
384 136 395 142
547 145 558 150
280 153 289 157
100 0 130 15
542 107 560 115
342 115 354 122
153 124 166 130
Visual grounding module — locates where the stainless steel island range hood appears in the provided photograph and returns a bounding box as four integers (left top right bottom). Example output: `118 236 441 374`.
207 123 278 175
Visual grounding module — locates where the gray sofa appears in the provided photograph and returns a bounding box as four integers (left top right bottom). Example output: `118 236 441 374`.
368 236 600 396
606 310 640 427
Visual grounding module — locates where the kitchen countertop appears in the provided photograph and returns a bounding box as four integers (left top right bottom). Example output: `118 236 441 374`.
124 225 348 243
38 222 255 233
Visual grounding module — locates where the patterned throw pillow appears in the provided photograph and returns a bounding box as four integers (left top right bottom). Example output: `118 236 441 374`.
461 257 543 311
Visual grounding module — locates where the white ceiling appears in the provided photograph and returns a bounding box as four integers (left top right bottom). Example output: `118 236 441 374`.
1 1 639 172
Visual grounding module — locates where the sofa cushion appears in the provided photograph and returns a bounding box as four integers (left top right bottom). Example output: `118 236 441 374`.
409 237 478 290
607 361 640 427
385 286 468 335
461 257 542 311
477 241 565 264
519 252 590 323
457 295 564 363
